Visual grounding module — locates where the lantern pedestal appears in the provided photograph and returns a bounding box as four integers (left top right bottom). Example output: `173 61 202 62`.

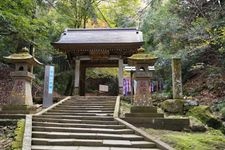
9 71 35 105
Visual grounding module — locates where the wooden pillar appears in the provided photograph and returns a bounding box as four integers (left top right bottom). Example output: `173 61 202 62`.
74 58 80 95
80 64 86 96
172 58 183 99
118 58 123 95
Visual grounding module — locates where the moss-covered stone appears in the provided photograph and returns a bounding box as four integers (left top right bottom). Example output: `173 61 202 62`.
2 105 28 111
189 116 207 132
1 105 40 114
188 106 225 134
161 99 184 113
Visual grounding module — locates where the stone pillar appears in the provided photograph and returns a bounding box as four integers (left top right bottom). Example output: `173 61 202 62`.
74 58 80 95
118 58 123 95
172 58 183 99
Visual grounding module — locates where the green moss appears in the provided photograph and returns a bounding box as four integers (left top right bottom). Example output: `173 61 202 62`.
11 119 25 150
162 129 225 150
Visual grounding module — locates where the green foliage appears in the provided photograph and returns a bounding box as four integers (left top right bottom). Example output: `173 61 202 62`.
141 0 225 92
11 119 25 150
100 0 141 27
86 68 118 78
54 70 73 95
56 0 97 28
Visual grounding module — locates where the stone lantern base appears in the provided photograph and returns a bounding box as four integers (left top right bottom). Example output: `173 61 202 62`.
9 78 33 106
133 79 152 106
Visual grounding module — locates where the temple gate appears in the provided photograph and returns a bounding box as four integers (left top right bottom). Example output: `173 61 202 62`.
52 28 143 96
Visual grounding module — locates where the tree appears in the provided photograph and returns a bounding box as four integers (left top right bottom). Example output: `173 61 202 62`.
99 0 141 27
140 0 225 91
56 0 98 28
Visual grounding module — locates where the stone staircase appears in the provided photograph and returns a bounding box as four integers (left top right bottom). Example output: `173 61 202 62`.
31 96 162 150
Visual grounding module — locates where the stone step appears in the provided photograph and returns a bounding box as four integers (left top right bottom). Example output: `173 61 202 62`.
125 113 164 118
59 104 115 107
32 121 125 129
54 105 114 108
32 132 144 141
70 97 116 100
64 99 115 101
32 118 119 125
47 110 114 113
31 145 161 150
44 112 113 116
53 107 114 111
34 115 114 121
67 100 115 103
32 138 156 148
32 126 134 134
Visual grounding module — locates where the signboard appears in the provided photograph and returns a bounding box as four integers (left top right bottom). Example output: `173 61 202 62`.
48 66 54 94
43 65 54 107
99 85 109 92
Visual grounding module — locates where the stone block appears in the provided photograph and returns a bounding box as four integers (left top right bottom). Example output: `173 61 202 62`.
161 99 184 113
130 106 157 113
125 113 164 118
0 104 41 114
124 118 190 131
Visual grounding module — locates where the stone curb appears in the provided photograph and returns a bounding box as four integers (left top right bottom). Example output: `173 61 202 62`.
22 115 32 150
115 118 175 150
34 96 71 116
114 96 174 150
113 96 120 118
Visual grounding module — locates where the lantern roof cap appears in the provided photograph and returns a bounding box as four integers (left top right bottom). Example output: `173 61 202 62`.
4 47 42 66
128 47 158 66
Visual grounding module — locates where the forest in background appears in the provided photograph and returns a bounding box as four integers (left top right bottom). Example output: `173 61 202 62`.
0 0 225 102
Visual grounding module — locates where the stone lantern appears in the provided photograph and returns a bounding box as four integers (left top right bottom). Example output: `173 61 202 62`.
128 47 158 106
4 47 42 106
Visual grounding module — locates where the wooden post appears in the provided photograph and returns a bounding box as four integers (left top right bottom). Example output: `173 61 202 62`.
118 58 123 95
80 64 86 96
172 58 183 99
74 58 80 95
